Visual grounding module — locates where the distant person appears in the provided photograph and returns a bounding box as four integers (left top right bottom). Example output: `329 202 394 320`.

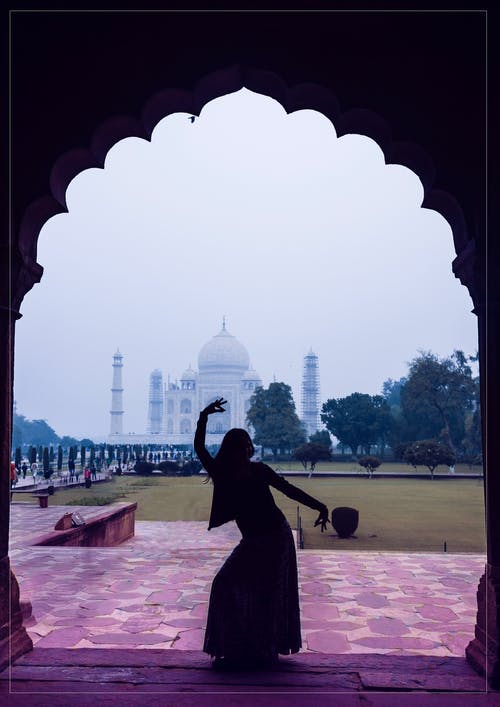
21 462 28 479
31 461 38 479
449 464 456 475
194 398 330 670
84 466 92 488
68 457 75 482
91 463 97 480
10 462 18 489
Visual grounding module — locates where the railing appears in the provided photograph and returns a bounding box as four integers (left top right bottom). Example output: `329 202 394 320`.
296 505 304 550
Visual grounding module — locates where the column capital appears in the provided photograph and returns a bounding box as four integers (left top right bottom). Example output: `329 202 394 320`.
452 239 485 310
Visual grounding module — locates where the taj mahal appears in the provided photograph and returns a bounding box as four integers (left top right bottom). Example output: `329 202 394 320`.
109 321 321 446
109 320 263 445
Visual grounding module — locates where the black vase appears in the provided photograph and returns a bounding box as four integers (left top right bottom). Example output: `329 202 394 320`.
331 507 359 538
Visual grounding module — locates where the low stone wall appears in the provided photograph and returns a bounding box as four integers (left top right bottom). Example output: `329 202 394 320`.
31 502 137 547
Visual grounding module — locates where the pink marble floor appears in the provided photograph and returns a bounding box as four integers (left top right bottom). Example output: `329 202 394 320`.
9 503 485 657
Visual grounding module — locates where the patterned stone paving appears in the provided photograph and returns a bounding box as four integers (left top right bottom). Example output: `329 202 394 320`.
9 504 485 657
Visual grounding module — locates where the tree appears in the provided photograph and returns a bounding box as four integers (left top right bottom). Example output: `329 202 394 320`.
403 439 456 478
371 395 394 457
462 407 482 465
42 446 53 479
400 351 476 453
12 417 23 449
358 455 381 478
461 370 482 460
80 445 86 469
321 393 392 456
57 445 63 471
309 430 332 449
292 442 331 476
29 446 36 464
14 447 22 469
60 435 79 448
12 413 60 448
382 377 407 409
246 382 306 458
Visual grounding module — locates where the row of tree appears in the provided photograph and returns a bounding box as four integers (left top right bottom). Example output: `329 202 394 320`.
320 350 480 459
14 442 191 473
245 350 481 463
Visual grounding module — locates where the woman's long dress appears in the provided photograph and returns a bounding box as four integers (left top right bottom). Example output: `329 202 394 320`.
194 415 326 663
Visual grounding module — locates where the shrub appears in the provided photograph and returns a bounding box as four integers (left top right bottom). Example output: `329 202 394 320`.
394 442 412 461
403 439 456 478
177 459 202 476
134 461 154 475
358 455 381 477
158 461 180 475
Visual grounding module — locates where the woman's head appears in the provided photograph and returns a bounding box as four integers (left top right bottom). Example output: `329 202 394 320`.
215 428 255 466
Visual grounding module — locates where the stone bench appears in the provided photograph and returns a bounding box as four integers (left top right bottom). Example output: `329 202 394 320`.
31 502 137 547
11 489 51 508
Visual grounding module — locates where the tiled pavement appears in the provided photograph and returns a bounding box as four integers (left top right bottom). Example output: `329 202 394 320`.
9 503 485 657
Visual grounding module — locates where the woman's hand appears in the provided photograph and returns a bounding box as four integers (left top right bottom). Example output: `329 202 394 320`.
202 398 227 416
314 505 330 533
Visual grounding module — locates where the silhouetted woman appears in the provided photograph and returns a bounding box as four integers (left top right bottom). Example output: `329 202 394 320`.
194 398 330 670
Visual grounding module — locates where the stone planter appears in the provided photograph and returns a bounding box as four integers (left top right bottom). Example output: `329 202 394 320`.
331 506 359 538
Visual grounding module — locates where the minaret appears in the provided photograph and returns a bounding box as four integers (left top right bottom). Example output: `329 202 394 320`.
147 369 163 434
110 349 124 435
301 349 320 438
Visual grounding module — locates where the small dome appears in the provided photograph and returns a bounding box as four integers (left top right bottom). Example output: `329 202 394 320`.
242 367 261 381
181 365 198 380
198 323 250 372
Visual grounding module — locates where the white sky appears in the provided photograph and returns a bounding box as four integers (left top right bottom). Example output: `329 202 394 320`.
13 89 478 438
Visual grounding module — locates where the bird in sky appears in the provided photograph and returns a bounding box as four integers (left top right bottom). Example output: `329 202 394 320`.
189 116 196 123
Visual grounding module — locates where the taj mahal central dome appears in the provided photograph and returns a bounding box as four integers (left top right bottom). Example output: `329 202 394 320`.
155 320 262 443
198 321 250 372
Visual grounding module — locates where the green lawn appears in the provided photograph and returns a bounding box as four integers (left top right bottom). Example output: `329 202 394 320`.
271 461 482 475
13 473 485 553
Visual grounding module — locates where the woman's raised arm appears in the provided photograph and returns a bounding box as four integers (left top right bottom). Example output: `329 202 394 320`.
194 398 227 474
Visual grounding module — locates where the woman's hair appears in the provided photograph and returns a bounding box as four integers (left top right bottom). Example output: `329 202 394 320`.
208 428 255 478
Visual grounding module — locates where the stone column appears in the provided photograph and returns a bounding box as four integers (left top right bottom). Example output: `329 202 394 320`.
465 298 500 688
453 237 500 687
0 306 33 671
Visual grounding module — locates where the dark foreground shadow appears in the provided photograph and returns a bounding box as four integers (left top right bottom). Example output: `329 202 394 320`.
1 647 497 705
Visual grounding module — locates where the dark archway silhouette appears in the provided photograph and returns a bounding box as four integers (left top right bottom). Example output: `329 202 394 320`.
16 65 472 308
3 9 494 687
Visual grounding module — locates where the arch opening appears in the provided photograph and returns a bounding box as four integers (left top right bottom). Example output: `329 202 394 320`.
8 69 484 672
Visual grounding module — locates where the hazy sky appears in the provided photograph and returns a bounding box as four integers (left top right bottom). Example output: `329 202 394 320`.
14 89 478 438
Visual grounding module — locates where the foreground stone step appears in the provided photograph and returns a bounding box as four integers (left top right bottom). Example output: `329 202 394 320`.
0 648 492 707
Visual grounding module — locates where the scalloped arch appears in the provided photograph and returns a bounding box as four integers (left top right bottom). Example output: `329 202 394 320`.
19 64 471 306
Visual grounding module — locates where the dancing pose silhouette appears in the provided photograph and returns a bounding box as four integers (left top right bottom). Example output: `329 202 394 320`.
194 397 329 669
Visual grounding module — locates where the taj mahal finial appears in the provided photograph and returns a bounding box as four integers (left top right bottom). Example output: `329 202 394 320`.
222 315 227 331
